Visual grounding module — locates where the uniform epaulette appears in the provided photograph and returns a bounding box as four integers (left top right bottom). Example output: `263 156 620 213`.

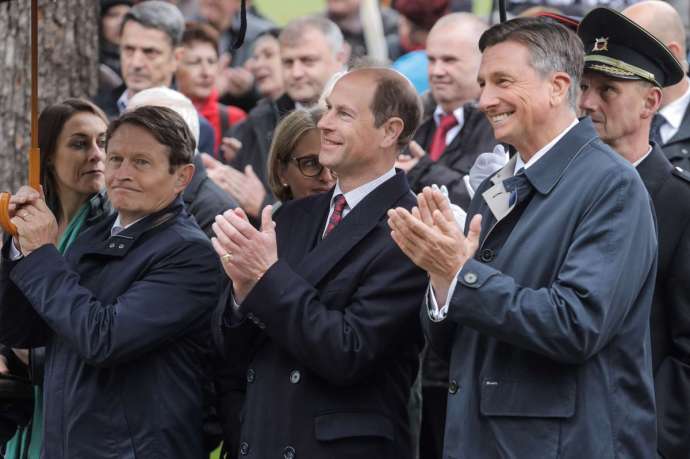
672 166 690 184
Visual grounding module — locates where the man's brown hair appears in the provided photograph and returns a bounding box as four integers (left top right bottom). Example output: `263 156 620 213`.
107 105 195 173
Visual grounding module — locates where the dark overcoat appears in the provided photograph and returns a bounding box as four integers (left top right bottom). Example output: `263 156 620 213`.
637 145 690 459
425 119 659 459
219 171 428 459
407 103 497 209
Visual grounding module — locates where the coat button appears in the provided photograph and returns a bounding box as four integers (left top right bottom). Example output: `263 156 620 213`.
682 148 688 154
247 368 255 383
290 370 301 384
108 243 115 249
480 249 495 263
246 312 255 320
463 272 478 284
283 446 296 459
448 380 459 395
239 441 250 455
118 243 125 249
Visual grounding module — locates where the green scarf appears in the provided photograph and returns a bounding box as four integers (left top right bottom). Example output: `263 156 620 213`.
4 202 90 459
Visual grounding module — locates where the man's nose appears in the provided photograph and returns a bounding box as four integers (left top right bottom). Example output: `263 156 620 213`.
478 85 498 112
429 60 444 78
290 61 306 79
578 89 595 114
130 49 146 68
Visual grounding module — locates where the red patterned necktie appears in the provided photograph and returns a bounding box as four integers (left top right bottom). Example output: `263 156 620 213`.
429 113 459 161
324 194 347 238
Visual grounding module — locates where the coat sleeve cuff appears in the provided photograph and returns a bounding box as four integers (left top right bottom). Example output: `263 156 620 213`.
9 244 63 291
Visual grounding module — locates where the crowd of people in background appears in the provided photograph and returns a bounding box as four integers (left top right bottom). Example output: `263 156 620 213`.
0 0 689 458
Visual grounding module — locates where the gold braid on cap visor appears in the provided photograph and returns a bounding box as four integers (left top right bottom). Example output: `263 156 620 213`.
585 55 658 85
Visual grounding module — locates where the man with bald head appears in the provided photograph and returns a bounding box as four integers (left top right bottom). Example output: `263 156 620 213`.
213 67 428 458
398 13 496 210
625 1 690 171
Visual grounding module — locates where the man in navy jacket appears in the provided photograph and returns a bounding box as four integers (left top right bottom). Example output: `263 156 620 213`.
0 106 220 459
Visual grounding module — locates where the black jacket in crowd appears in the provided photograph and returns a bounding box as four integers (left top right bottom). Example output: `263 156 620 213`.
637 144 690 459
659 101 690 172
407 103 497 210
228 94 295 202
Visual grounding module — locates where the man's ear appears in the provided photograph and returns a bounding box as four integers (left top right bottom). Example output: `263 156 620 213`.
336 42 351 67
172 46 184 72
174 163 195 193
666 41 688 72
641 85 663 119
380 117 404 149
550 71 572 107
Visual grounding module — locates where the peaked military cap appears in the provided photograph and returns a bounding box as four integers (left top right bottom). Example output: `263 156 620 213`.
578 7 684 88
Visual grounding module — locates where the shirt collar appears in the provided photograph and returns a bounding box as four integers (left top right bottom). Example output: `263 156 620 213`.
331 167 397 210
433 105 465 131
515 118 579 174
659 78 690 130
116 89 130 115
111 214 146 236
633 145 654 168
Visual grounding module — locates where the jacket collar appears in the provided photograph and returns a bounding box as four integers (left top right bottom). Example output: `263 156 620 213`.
85 189 113 226
80 195 186 258
275 93 296 118
636 142 673 198
183 155 206 205
522 117 599 195
282 171 410 287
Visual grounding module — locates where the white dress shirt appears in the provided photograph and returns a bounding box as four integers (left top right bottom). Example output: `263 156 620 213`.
433 105 465 147
110 214 145 235
116 90 130 115
428 118 579 321
633 146 653 168
659 79 690 144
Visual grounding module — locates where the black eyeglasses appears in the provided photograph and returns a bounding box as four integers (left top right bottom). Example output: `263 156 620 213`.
289 154 332 178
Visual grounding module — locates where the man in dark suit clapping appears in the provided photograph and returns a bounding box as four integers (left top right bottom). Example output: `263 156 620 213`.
212 67 428 459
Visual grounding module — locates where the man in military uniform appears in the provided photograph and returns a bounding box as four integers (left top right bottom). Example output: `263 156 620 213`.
578 8 690 458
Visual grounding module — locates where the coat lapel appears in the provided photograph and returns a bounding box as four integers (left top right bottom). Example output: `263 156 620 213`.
276 193 331 266
293 171 410 287
480 119 599 224
482 155 518 223
637 144 673 199
78 197 185 259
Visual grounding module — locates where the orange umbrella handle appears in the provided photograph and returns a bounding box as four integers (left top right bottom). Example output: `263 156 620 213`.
0 0 39 238
0 193 17 237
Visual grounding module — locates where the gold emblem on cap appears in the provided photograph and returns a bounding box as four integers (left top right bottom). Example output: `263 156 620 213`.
593 37 609 52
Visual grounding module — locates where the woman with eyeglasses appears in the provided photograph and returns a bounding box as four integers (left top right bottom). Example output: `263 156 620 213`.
267 107 336 206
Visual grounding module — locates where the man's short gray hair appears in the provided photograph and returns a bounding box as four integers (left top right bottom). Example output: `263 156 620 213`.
121 0 185 47
280 16 344 56
479 17 584 110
